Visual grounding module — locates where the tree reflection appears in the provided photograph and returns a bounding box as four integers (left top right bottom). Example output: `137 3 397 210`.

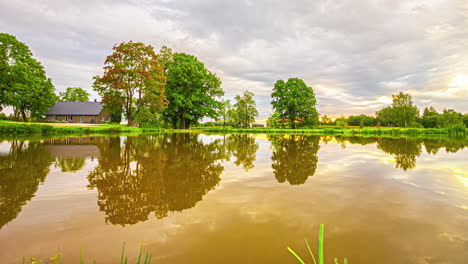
88 134 224 226
0 141 54 229
224 134 259 171
268 135 320 185
376 138 421 171
55 157 86 172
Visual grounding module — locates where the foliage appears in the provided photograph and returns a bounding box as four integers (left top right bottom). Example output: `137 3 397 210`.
347 115 376 127
376 92 418 127
267 112 288 128
59 87 90 102
335 117 347 128
0 33 57 121
230 90 258 128
93 41 166 126
271 78 319 128
163 53 223 129
217 99 232 127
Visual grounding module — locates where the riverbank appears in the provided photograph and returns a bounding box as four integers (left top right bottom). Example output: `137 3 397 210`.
1 121 466 137
0 120 162 135
196 126 467 136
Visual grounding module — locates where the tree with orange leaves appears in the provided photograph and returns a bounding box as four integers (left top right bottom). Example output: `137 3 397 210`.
93 41 166 126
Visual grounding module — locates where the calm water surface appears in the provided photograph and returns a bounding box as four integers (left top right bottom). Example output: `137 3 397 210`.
0 134 467 263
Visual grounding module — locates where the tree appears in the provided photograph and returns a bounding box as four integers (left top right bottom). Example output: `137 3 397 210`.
335 117 347 128
218 99 232 127
419 106 440 128
320 115 332 125
164 53 223 129
464 114 468 128
271 78 319 128
231 90 258 128
347 115 376 127
0 33 56 121
393 92 418 127
93 41 166 126
440 109 464 127
59 87 90 102
376 92 418 127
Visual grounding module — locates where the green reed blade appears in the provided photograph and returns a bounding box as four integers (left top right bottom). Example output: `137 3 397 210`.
318 224 324 264
148 254 152 264
344 258 348 264
80 248 84 264
305 237 317 264
287 247 306 264
137 245 142 264
334 257 339 264
121 242 126 264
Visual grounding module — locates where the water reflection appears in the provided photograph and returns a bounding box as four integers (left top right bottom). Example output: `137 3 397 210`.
0 141 54 228
0 134 467 230
87 134 225 226
223 134 259 171
335 136 468 171
268 135 320 185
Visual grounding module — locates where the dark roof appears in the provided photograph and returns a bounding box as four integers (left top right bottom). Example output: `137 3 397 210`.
45 102 103 116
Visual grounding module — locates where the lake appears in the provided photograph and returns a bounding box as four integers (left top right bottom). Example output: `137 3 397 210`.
0 133 467 263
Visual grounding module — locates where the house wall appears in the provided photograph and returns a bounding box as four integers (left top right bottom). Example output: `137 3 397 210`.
46 111 111 123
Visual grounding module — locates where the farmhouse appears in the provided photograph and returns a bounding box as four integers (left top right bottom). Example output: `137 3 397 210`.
45 101 111 123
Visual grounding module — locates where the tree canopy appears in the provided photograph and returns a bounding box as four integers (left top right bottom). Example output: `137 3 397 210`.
0 33 56 121
376 92 419 127
93 41 166 126
230 90 258 128
59 87 90 102
164 53 223 129
271 78 319 128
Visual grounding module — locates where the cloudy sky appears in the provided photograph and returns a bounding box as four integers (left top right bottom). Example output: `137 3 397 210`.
1 0 467 118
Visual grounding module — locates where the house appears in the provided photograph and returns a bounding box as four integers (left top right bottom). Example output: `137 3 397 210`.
45 101 111 123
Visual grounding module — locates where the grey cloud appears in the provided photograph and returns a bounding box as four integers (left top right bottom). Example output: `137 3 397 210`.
1 0 467 117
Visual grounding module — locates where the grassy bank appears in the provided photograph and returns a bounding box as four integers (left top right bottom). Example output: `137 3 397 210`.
0 120 163 135
197 126 467 136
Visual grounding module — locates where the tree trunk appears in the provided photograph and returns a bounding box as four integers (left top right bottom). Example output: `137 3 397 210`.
21 110 28 122
180 114 185 129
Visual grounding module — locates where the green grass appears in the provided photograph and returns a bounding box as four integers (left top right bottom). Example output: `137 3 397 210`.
288 224 348 264
23 243 152 264
0 120 163 135
196 125 467 137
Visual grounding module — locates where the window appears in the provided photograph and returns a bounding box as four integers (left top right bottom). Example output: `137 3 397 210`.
66 115 72 121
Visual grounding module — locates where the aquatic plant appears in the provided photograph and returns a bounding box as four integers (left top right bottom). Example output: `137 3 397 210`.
288 224 348 264
22 243 152 264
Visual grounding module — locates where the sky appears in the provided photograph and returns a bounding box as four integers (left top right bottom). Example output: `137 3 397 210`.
1 0 468 118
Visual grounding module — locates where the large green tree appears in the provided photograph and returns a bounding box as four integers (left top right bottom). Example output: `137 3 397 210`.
230 90 258 128
164 53 223 129
93 41 166 126
59 87 90 102
0 33 56 121
271 78 319 128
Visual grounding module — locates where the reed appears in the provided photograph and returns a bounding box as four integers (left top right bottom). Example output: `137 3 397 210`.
22 243 152 264
288 224 348 264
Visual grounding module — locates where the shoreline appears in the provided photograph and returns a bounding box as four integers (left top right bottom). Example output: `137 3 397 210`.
0 121 466 138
